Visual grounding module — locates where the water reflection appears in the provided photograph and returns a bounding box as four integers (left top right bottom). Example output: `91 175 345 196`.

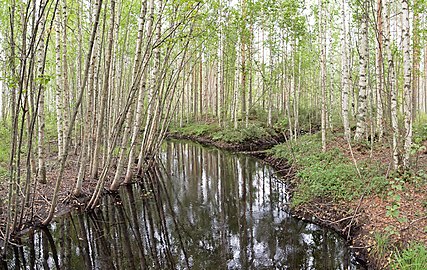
2 141 362 269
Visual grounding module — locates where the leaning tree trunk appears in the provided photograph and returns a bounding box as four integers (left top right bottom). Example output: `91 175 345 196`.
87 0 116 208
42 0 103 225
111 0 150 189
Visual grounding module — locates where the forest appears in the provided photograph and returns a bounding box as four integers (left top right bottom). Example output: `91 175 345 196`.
0 0 426 268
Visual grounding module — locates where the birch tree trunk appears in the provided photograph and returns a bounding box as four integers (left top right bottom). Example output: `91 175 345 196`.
55 7 64 159
61 0 70 151
402 0 412 168
385 0 399 169
354 3 369 142
43 0 103 225
376 0 384 141
136 0 162 176
412 10 419 121
119 0 151 187
240 0 246 126
91 0 115 179
37 0 47 184
320 0 327 151
341 0 350 140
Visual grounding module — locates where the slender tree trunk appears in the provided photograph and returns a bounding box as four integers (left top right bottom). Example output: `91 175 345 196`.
376 0 384 141
37 0 47 184
61 0 70 151
402 0 412 168
412 10 419 120
119 0 151 187
43 0 103 225
91 0 115 179
55 6 64 159
341 0 350 140
240 0 246 126
385 0 399 168
320 0 327 151
136 0 162 175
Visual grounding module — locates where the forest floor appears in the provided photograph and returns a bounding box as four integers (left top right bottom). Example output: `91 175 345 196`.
168 123 427 269
0 147 111 235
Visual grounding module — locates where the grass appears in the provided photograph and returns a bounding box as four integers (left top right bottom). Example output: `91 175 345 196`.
391 243 427 270
269 134 388 206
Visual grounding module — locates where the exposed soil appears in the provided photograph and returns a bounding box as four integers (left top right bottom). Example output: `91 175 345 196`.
168 132 427 270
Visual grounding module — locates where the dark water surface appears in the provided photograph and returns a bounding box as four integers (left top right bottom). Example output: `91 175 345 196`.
3 141 363 269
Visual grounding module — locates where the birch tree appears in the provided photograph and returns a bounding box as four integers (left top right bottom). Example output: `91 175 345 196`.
385 0 399 168
354 2 369 142
402 0 412 167
37 0 47 184
341 0 350 140
375 0 384 141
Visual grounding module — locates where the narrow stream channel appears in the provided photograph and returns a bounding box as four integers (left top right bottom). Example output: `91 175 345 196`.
2 141 364 269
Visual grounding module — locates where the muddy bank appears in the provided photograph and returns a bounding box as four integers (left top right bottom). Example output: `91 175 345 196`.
168 132 285 152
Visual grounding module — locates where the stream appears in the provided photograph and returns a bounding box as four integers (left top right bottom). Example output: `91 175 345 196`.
2 141 364 269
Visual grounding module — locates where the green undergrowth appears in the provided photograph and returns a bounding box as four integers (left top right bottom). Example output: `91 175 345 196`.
269 134 388 207
391 243 427 270
169 121 278 144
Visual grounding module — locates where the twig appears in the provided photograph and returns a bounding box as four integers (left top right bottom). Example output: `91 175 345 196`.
330 213 362 225
400 216 427 231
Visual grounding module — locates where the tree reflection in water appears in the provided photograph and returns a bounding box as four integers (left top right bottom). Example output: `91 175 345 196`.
1 141 363 269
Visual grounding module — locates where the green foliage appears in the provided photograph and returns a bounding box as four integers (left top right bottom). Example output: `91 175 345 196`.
212 123 275 143
372 232 391 258
391 243 427 270
270 134 388 206
386 177 407 223
170 123 220 137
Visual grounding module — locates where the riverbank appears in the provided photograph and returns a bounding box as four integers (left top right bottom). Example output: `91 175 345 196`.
168 122 427 269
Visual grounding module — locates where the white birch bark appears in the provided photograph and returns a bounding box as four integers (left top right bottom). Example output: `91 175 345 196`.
55 6 64 158
402 0 412 167
354 4 368 141
320 0 327 151
136 0 162 175
385 0 399 169
37 0 47 184
376 0 384 141
91 0 115 179
119 0 151 187
341 0 350 140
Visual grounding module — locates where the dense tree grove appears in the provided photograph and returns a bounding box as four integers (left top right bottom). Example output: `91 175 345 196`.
0 0 426 252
